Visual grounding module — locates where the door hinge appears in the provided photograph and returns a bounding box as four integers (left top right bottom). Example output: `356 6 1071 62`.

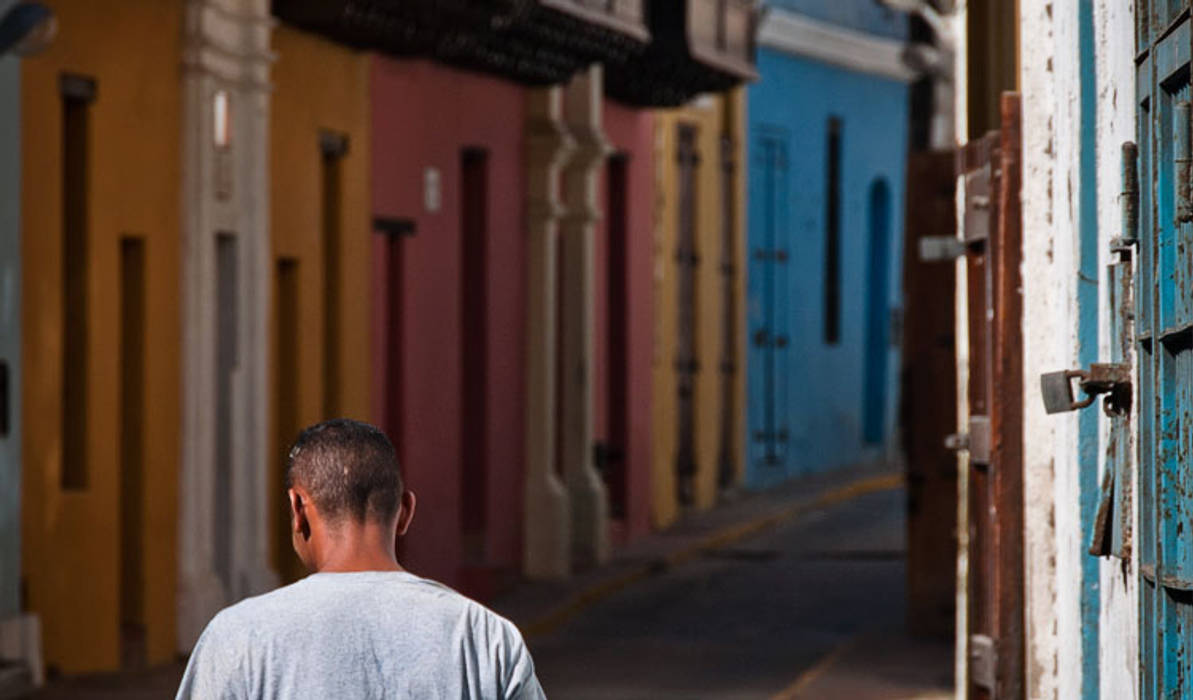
967 415 990 464
918 236 965 262
1111 141 1139 251
969 634 997 691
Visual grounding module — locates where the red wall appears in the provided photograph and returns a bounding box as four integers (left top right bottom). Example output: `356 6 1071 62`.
370 57 526 591
599 101 654 543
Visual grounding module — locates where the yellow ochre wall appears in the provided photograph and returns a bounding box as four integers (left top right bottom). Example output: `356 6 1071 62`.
269 26 373 583
651 90 747 528
21 0 182 672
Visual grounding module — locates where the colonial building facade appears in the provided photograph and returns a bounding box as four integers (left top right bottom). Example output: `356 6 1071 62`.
745 0 913 488
10 0 755 678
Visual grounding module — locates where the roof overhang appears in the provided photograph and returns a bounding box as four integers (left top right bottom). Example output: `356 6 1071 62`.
605 0 759 107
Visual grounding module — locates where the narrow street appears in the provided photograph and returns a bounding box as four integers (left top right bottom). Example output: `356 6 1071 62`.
528 485 953 699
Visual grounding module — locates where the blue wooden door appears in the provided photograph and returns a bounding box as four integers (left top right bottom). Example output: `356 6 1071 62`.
747 132 790 481
1136 5 1193 696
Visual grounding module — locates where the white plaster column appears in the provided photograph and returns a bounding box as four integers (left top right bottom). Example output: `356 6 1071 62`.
178 0 276 651
560 65 611 569
522 86 573 579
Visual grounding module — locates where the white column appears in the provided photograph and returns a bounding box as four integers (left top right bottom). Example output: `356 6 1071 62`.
522 86 573 579
178 0 276 651
560 66 611 569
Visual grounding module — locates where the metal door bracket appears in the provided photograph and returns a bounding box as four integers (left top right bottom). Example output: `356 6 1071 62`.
918 236 965 262
1040 363 1132 416
970 634 997 691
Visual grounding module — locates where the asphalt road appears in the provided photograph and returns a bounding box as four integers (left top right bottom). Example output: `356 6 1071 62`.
528 486 944 700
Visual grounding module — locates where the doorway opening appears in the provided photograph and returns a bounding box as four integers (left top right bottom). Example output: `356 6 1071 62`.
119 236 146 668
862 178 892 445
603 153 629 519
460 147 489 565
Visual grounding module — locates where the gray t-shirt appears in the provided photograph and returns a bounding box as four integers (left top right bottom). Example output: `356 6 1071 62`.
176 571 546 700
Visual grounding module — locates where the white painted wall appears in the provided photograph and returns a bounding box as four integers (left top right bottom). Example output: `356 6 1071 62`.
1019 2 1066 696
1014 1 1138 698
1093 1 1139 697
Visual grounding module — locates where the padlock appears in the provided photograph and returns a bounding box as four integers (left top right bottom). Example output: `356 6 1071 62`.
1041 370 1092 414
1040 364 1131 415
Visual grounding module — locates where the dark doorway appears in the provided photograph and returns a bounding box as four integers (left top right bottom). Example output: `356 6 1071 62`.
862 179 892 445
274 258 304 584
320 131 348 418
675 124 700 507
119 236 146 669
460 148 489 565
602 153 629 519
214 233 238 595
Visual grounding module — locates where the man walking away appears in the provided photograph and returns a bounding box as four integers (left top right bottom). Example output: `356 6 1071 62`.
176 418 546 699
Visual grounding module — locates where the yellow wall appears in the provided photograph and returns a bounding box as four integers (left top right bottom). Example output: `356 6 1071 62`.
269 26 372 582
651 90 747 528
21 0 182 672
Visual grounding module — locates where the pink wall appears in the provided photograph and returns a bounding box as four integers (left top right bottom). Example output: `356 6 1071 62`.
599 101 654 543
371 57 526 592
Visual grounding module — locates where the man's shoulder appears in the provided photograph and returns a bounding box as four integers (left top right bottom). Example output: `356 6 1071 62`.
201 580 310 638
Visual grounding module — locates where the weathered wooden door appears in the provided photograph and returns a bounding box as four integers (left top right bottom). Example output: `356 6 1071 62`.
675 124 700 506
1136 5 1193 695
902 149 958 640
747 131 791 479
961 94 1024 699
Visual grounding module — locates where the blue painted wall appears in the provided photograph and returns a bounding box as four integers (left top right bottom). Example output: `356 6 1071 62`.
745 40 909 489
0 0 22 619
765 0 908 39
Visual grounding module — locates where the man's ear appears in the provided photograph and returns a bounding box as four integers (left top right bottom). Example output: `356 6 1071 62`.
395 490 416 538
289 487 311 541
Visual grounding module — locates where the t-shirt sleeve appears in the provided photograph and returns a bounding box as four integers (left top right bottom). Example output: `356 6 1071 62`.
175 612 247 700
501 621 547 700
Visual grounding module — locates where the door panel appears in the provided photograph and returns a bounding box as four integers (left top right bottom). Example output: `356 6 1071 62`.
675 124 700 506
747 132 790 479
961 94 1024 699
1138 9 1193 697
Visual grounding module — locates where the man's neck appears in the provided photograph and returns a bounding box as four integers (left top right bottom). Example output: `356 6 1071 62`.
314 520 404 573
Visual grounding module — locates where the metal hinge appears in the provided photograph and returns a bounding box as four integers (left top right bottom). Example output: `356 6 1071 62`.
970 634 997 691
1111 141 1139 251
918 236 965 262
944 416 990 464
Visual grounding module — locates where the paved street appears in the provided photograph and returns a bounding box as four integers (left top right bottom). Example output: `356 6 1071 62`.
529 486 952 699
29 475 952 699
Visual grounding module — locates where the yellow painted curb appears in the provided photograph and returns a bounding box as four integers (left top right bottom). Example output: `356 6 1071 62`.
523 471 904 639
770 635 860 700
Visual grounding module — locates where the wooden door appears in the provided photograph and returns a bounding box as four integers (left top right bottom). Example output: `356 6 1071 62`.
1135 5 1193 695
962 94 1024 699
746 131 791 480
901 150 958 640
675 124 700 506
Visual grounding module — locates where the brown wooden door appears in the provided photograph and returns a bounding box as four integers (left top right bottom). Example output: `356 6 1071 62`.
962 93 1024 699
901 149 958 641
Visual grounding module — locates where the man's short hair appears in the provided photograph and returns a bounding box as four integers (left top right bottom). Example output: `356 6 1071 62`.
285 419 404 523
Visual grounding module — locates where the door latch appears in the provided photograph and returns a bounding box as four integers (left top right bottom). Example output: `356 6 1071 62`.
1040 363 1131 416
